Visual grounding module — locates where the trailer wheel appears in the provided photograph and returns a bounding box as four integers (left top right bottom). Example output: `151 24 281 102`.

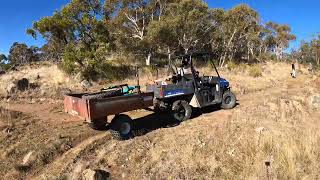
110 115 133 140
82 89 122 100
221 91 236 109
172 100 192 122
89 119 108 130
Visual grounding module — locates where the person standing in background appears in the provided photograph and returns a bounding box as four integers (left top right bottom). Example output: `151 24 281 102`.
291 61 296 78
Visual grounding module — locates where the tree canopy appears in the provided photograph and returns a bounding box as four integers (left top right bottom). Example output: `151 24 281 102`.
295 34 320 68
23 0 298 79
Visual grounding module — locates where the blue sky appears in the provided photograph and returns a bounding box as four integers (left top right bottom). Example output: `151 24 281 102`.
206 0 320 50
1 0 319 55
0 0 69 55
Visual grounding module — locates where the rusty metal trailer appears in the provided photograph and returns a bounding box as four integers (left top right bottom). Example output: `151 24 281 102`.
64 92 154 140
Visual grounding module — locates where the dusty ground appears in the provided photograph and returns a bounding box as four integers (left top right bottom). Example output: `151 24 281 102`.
1 62 320 179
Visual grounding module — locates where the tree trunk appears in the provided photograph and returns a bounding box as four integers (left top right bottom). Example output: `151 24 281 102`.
247 43 250 62
146 52 151 66
220 29 237 67
275 44 284 61
220 52 227 67
167 47 171 60
316 50 320 66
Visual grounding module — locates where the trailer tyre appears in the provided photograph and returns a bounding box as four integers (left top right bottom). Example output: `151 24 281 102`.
172 100 192 122
221 91 236 109
110 115 133 140
82 89 122 100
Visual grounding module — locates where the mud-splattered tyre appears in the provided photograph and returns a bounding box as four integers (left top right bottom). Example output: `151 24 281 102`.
110 115 133 140
172 100 192 122
153 99 170 113
89 119 108 130
221 91 236 109
82 89 122 100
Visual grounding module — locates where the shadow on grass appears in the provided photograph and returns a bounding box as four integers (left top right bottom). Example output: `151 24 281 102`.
131 102 240 138
99 101 240 139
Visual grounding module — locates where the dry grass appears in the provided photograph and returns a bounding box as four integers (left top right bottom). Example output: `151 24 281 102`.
1 61 320 179
67 61 320 179
249 64 263 77
0 63 81 99
63 96 320 179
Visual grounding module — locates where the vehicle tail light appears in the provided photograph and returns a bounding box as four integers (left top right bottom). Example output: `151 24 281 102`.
160 86 164 97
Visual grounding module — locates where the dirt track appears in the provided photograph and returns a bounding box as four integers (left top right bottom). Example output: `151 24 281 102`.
1 62 320 179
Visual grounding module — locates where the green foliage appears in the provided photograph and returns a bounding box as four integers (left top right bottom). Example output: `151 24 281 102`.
7 42 39 65
265 22 296 60
0 54 7 62
0 54 10 71
25 0 297 80
0 63 12 71
29 0 113 79
295 34 320 67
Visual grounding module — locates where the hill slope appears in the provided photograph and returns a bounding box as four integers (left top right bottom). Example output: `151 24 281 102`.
1 62 320 179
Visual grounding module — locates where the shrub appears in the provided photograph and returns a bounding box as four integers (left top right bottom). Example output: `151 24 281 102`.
249 65 263 77
238 63 250 72
0 63 12 71
204 60 213 69
226 61 237 70
61 43 118 81
258 53 271 62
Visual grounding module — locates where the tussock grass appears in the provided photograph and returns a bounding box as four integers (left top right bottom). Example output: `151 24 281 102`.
249 65 263 77
0 63 80 98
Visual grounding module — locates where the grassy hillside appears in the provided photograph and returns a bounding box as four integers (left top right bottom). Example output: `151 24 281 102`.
0 61 320 179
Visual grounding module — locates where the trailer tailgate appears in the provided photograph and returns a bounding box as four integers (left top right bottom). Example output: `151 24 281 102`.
64 92 154 122
64 93 89 120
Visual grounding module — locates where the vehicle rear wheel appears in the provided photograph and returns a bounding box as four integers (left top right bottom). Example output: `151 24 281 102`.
82 89 122 100
172 100 192 122
110 115 133 140
221 91 236 109
153 99 170 113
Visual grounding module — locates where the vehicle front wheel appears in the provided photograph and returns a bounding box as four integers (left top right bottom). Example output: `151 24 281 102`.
110 115 133 140
221 91 236 109
172 100 192 122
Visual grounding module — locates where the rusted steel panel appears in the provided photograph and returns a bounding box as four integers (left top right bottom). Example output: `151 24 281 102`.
64 94 89 121
64 92 154 123
88 92 154 120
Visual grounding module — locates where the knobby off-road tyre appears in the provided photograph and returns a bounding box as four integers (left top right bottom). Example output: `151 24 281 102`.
172 100 192 122
221 91 236 109
82 89 122 100
153 99 171 113
89 119 108 131
110 115 133 140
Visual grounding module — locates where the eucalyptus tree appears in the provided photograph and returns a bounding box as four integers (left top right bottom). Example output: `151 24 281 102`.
265 22 296 60
216 4 261 67
27 0 112 78
7 42 39 65
104 0 164 65
0 54 7 63
297 34 320 67
147 0 212 60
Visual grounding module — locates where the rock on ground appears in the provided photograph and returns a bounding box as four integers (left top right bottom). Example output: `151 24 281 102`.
81 80 92 89
82 169 110 180
309 94 320 109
